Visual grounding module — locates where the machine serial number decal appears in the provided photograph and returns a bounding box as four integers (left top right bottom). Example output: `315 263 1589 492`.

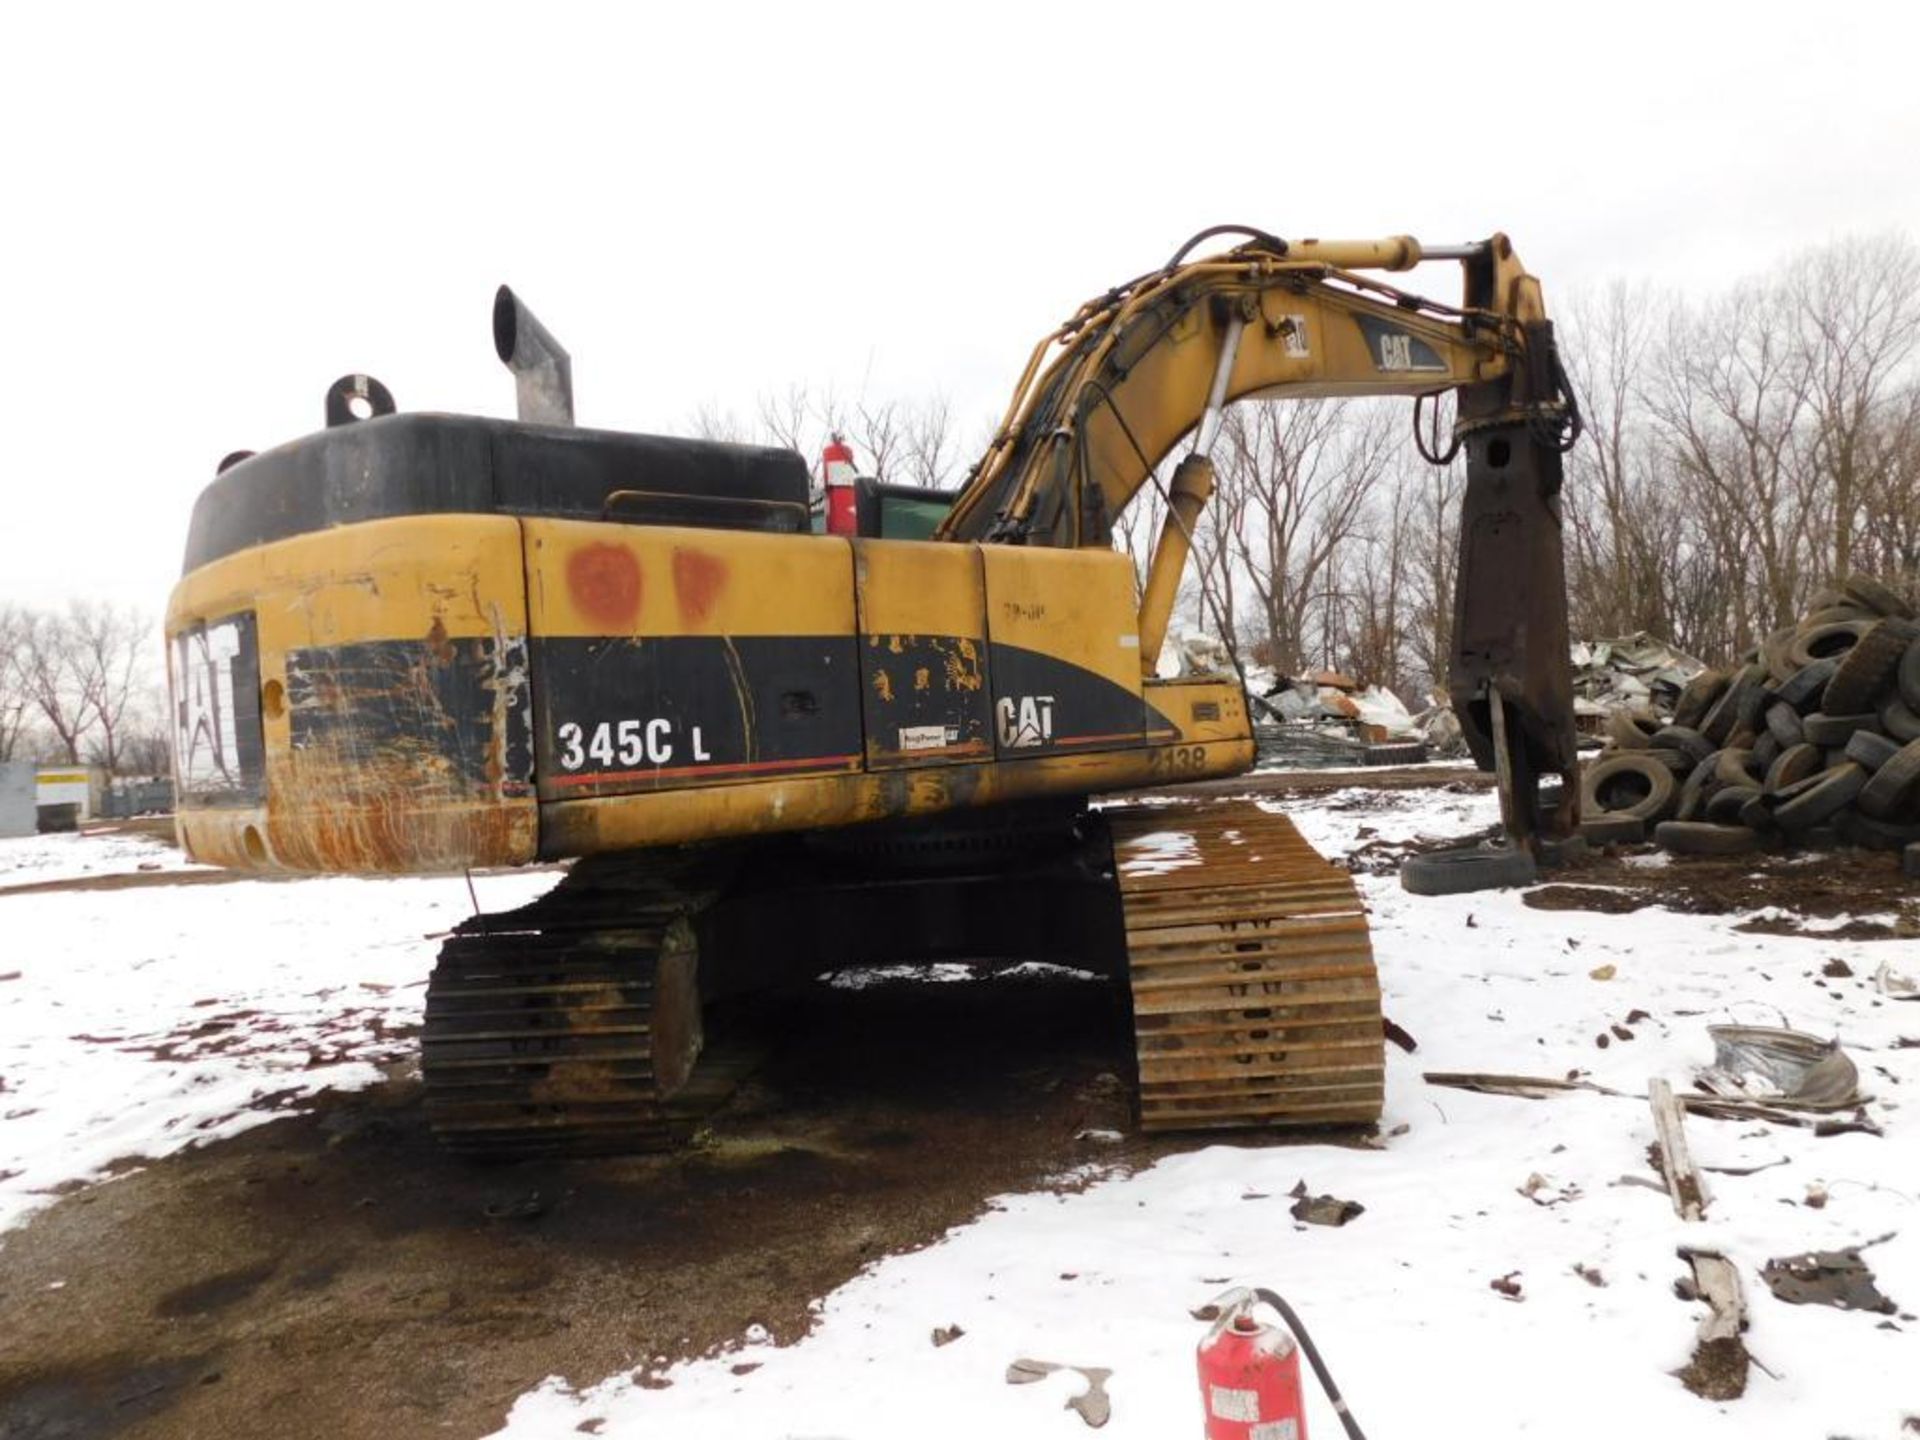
1148 744 1208 776
556 718 711 770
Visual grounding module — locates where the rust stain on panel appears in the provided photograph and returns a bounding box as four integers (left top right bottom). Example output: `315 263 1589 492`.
567 544 642 628
671 547 728 624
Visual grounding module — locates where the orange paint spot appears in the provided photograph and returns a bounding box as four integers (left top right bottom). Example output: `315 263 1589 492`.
567 544 642 628
672 547 728 624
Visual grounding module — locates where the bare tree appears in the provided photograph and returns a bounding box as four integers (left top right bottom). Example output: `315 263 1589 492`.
898 395 961 489
0 604 34 761
1789 232 1920 582
1338 462 1415 692
69 602 154 775
20 610 93 764
1222 398 1395 677
1652 280 1821 642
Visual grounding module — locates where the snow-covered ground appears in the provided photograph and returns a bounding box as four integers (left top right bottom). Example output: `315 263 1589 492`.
0 826 209 890
2 798 1916 1438
500 786 1919 1440
0 848 555 1233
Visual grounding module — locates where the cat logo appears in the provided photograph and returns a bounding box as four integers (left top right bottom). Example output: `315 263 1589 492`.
995 694 1055 748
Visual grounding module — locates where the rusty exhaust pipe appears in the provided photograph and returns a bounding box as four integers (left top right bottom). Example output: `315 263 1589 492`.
493 285 573 426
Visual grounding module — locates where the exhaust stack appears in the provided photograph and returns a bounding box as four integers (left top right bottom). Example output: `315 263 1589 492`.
492 285 574 426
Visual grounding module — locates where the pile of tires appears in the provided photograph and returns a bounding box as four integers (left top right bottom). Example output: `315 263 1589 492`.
1579 574 1920 868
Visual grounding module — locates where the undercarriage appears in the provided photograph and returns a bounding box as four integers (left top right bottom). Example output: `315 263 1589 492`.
422 798 1383 1158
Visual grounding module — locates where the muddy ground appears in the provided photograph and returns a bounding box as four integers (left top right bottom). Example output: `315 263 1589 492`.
0 971 1170 1440
3 769 1911 1440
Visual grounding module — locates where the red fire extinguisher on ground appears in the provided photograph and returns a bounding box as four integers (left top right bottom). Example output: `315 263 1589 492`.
821 434 858 536
1195 1287 1367 1440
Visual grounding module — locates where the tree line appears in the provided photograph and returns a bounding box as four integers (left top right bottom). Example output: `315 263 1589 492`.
0 603 168 773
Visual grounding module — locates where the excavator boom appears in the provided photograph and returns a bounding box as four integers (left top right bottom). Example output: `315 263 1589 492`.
942 228 1581 846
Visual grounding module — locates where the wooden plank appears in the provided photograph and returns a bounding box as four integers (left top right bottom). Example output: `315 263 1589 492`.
1650 1077 1709 1221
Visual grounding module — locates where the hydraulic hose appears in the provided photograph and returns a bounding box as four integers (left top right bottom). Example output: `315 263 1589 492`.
1251 1287 1368 1440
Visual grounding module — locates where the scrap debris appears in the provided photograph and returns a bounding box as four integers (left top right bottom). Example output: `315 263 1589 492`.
1876 957 1919 1001
1674 1247 1750 1401
1649 1079 1751 1400
1425 1024 1876 1133
1287 1180 1365 1227
1760 1247 1897 1314
1648 1079 1708 1221
1697 1025 1863 1110
1005 1358 1113 1429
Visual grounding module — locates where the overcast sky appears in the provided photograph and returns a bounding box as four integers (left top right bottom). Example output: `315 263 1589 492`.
3 1 1916 614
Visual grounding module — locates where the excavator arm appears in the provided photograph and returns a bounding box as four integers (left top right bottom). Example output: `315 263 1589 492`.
940 229 1583 851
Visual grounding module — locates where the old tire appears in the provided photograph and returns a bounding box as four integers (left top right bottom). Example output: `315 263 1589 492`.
1582 752 1681 822
1580 813 1646 845
1712 748 1763 786
1701 664 1767 744
1772 762 1868 833
1673 669 1729 729
1765 742 1825 792
1836 809 1920 851
1787 620 1874 672
1883 695 1920 743
1674 762 1716 822
1802 711 1879 747
1842 573 1915 619
1763 702 1805 748
1824 618 1920 714
1400 846 1538 896
1856 739 1920 821
1769 658 1837 714
1844 730 1901 772
1704 785 1761 824
1899 637 1920 710
1644 745 1697 773
1761 628 1800 684
1654 821 1764 856
1606 709 1660 750
1650 725 1715 764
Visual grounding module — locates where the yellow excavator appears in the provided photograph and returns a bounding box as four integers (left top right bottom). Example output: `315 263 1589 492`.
166 228 1580 1157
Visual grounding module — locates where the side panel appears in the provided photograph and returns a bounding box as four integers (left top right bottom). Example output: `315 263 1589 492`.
165 514 538 873
979 547 1153 755
523 520 863 797
853 539 992 768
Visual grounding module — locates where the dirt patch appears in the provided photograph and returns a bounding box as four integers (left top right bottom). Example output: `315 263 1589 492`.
0 972 1280 1440
1525 884 1654 916
1522 847 1918 935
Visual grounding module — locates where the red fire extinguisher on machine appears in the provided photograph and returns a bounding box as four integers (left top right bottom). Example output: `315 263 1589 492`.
821 434 858 536
1195 1287 1367 1440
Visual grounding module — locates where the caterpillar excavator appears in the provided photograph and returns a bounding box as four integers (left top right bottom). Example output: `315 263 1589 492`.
166 227 1581 1158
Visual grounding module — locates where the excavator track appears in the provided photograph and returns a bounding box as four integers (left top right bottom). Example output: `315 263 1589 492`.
421 852 729 1158
1108 799 1383 1132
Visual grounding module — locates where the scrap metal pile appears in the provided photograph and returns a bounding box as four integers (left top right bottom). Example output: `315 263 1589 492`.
1578 576 1920 867
1570 632 1705 730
